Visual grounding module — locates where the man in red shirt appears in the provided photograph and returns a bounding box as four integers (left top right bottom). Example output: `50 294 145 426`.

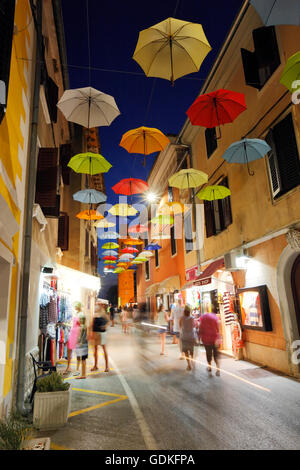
199 312 221 376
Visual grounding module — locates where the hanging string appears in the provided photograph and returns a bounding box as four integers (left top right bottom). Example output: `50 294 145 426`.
173 0 180 17
86 0 92 86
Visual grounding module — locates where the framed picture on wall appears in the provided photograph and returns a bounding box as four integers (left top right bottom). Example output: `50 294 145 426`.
237 285 272 331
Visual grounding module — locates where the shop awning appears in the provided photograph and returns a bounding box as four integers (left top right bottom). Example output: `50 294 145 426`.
194 258 224 284
158 275 181 294
145 283 160 297
180 280 195 291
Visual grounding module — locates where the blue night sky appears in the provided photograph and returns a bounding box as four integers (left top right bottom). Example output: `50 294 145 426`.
61 0 244 297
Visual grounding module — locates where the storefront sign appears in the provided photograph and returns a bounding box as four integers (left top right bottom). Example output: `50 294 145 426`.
194 277 211 286
186 266 198 281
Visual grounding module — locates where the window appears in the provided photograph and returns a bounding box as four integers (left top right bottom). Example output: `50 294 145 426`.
184 212 193 253
168 186 173 202
60 144 72 185
35 147 60 217
266 113 300 199
57 212 69 251
241 26 281 90
176 148 188 170
145 260 150 281
171 225 177 256
0 0 15 125
205 128 217 158
204 177 232 238
155 249 159 267
85 230 89 257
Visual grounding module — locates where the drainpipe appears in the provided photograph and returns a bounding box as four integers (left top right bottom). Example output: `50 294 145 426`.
16 0 42 414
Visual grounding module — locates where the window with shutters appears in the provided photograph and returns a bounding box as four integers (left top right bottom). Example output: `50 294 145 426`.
60 144 72 185
168 186 173 202
35 147 60 217
204 177 232 238
184 211 193 253
145 260 150 281
85 230 89 257
57 212 69 251
155 249 159 268
40 42 59 123
266 113 300 199
176 148 188 170
0 0 15 125
241 26 281 90
171 225 177 256
205 128 217 158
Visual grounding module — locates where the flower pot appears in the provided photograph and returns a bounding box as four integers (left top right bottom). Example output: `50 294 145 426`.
33 389 71 431
22 437 51 450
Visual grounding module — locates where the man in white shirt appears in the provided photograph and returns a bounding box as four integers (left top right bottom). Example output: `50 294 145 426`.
170 300 184 358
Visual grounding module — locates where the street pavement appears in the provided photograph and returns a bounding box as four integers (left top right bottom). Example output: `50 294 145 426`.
36 319 300 450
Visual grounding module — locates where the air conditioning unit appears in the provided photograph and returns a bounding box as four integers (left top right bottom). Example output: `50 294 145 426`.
224 248 249 271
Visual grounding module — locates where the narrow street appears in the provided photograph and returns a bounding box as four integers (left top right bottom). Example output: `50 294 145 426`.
39 319 300 451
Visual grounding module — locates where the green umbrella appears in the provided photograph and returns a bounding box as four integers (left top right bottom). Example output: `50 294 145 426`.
196 185 231 201
151 214 174 225
134 257 148 262
168 168 208 189
114 267 125 273
68 152 112 175
280 51 300 92
101 242 119 249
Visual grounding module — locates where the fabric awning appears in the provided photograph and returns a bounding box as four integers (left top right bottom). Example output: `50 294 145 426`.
158 275 181 294
145 283 160 297
194 258 224 283
180 280 195 291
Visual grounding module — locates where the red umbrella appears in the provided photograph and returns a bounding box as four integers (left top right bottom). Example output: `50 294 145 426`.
186 89 247 139
102 256 118 261
121 247 139 254
112 178 149 196
104 265 116 270
128 224 148 234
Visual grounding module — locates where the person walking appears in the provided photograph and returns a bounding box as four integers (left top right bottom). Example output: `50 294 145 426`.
179 305 196 371
120 306 128 333
170 299 184 359
63 301 82 376
90 302 109 372
198 312 221 376
157 304 170 355
75 312 88 379
109 303 115 327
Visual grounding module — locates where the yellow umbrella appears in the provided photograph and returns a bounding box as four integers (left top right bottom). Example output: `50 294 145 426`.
133 17 211 85
158 201 187 215
67 152 112 175
108 204 138 217
114 268 125 274
120 126 170 156
196 185 231 201
168 168 208 189
151 214 174 225
101 242 119 249
94 219 116 228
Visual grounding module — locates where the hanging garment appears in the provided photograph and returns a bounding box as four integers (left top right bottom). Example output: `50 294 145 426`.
48 295 58 323
223 292 235 325
39 305 49 334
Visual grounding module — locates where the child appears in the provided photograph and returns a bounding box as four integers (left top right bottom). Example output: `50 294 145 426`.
75 312 88 379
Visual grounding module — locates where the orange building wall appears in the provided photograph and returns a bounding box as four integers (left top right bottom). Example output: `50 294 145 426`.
118 270 135 306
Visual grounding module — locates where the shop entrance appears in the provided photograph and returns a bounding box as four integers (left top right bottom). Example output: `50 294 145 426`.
291 254 300 336
0 256 11 409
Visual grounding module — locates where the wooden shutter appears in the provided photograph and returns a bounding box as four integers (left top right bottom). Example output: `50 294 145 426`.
253 26 280 85
57 212 69 251
205 127 217 158
168 186 173 202
204 200 216 238
155 249 159 267
170 225 177 255
184 212 193 253
266 130 281 198
0 0 16 124
60 143 72 185
35 147 59 216
220 177 232 229
241 48 261 89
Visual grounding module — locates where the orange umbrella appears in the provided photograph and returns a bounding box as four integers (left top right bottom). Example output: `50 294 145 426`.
120 126 170 165
122 238 144 246
76 210 104 221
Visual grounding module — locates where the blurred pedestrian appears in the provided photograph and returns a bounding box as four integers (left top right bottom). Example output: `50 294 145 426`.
63 301 82 376
157 304 170 355
179 305 195 371
170 299 184 359
75 312 88 379
109 303 115 327
90 302 109 372
199 312 221 376
120 306 128 333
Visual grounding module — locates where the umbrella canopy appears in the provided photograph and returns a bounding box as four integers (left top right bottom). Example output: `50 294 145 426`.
94 219 116 228
117 262 129 267
102 250 118 257
68 152 112 175
280 51 300 93
101 242 119 249
145 244 162 250
98 231 120 239
102 256 117 261
168 168 208 189
222 138 271 176
128 224 148 233
158 201 186 215
105 265 117 270
119 253 135 260
130 260 144 265
57 87 120 128
134 257 148 262
73 188 107 204
122 238 144 246
120 127 170 155
114 268 126 273
112 178 149 196
121 247 139 254
196 185 231 201
76 210 104 221
250 0 300 26
139 251 154 258
186 89 247 138
133 17 211 85
151 215 174 225
108 204 138 217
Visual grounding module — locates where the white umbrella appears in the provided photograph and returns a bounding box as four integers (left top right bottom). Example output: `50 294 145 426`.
139 251 154 258
98 231 120 239
119 253 135 260
57 86 121 128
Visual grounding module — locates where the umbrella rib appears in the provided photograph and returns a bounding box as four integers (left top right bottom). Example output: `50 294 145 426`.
91 101 112 125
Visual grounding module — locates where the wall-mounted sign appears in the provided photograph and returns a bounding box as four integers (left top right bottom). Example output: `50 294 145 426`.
194 277 211 287
186 266 198 281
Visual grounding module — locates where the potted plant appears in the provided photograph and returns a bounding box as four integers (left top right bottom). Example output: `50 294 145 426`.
0 411 33 450
33 372 71 431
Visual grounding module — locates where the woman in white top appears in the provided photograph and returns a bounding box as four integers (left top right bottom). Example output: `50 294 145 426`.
157 304 170 355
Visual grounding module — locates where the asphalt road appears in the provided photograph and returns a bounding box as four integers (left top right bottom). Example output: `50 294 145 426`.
39 321 300 450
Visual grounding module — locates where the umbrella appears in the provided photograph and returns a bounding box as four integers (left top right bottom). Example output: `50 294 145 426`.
120 127 170 165
105 265 117 270
68 152 112 175
168 168 208 189
134 257 148 262
122 238 144 246
102 256 117 261
102 250 118 257
186 89 247 139
101 242 119 249
119 253 135 260
98 231 120 239
196 185 231 201
130 260 144 265
108 204 138 217
114 268 126 274
158 201 186 215
121 247 139 254
57 86 120 129
94 219 116 228
222 138 271 176
128 224 148 233
133 17 211 85
112 178 149 195
73 189 107 204
117 262 129 267
145 244 162 250
250 0 300 26
151 215 174 225
280 51 300 93
139 251 154 258
76 210 104 221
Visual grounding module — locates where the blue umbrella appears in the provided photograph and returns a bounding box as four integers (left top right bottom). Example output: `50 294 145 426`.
73 189 107 204
250 0 300 26
222 138 271 176
102 250 118 257
145 243 162 250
